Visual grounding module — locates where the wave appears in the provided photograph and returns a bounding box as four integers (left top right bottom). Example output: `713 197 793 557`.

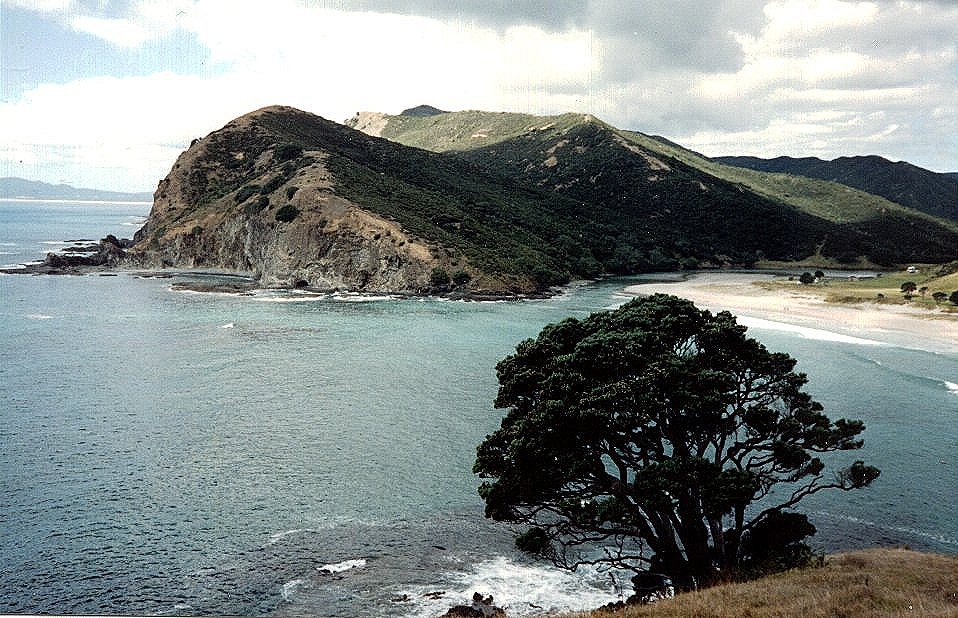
944 380 958 395
253 294 329 303
266 528 317 546
332 293 398 303
737 316 886 346
317 558 367 574
401 556 623 618
26 314 54 320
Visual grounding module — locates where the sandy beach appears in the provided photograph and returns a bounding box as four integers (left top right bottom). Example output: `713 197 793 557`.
623 272 958 355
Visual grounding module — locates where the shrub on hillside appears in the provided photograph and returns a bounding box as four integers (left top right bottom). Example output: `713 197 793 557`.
235 184 260 203
274 204 300 223
430 267 451 287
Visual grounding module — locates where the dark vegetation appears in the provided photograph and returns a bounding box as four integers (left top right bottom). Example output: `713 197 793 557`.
274 204 300 223
476 295 879 597
714 155 958 222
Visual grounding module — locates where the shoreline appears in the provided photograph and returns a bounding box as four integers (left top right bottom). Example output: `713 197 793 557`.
623 272 958 355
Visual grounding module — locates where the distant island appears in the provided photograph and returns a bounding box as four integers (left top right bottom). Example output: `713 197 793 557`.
0 177 153 203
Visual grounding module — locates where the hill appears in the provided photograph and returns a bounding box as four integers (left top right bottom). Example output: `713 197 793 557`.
126 105 958 295
713 155 958 222
569 547 958 618
129 105 627 294
0 177 153 202
350 109 958 269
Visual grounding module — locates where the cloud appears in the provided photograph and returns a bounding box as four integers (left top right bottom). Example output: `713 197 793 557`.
2 0 956 190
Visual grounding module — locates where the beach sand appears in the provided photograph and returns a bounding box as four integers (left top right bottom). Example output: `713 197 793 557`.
623 272 958 355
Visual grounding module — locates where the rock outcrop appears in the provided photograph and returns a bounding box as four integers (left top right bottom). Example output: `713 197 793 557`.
0 235 133 275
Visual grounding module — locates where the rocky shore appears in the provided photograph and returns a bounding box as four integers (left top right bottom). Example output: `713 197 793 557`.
0 234 134 275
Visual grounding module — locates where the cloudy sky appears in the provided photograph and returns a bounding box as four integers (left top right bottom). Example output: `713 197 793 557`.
2 0 956 192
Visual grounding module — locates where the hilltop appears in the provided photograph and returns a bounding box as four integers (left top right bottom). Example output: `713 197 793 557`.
114 105 958 295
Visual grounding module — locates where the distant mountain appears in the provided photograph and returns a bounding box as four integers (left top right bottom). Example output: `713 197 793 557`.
0 177 153 202
712 155 958 222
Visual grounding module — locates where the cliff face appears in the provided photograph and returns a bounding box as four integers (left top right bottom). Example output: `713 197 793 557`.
130 107 451 292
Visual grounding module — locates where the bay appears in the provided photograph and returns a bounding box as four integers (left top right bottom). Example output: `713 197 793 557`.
1 201 956 616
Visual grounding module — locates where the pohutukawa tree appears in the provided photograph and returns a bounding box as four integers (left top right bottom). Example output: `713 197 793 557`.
474 295 879 591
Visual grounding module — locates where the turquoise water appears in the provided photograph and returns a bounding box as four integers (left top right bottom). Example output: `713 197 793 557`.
1 201 956 616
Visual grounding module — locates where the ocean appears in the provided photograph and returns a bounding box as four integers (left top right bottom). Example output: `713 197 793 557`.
1 199 956 617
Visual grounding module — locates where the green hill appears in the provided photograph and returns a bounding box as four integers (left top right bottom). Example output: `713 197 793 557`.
352 109 958 268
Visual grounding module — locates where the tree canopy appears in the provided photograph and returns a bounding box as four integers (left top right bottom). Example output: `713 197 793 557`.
474 294 878 591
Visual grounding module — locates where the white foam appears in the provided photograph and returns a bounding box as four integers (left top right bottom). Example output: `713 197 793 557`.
403 557 623 618
944 380 958 395
737 316 886 346
317 558 367 574
253 294 328 303
282 578 305 601
266 528 315 545
26 313 54 320
221 322 234 329
332 292 398 302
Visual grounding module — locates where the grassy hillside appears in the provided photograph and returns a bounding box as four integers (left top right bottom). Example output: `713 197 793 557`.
567 548 958 618
364 110 958 268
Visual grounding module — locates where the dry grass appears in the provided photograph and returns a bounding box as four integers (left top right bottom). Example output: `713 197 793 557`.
564 548 958 618
756 268 958 313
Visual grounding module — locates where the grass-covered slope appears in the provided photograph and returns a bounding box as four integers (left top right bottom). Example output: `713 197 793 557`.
568 548 958 618
358 109 958 268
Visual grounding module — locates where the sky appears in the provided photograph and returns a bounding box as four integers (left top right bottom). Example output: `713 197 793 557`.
2 0 956 192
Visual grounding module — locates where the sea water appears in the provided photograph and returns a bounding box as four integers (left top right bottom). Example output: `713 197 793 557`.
1 200 956 616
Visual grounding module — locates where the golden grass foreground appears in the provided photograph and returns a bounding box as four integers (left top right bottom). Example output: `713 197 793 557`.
567 548 958 618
